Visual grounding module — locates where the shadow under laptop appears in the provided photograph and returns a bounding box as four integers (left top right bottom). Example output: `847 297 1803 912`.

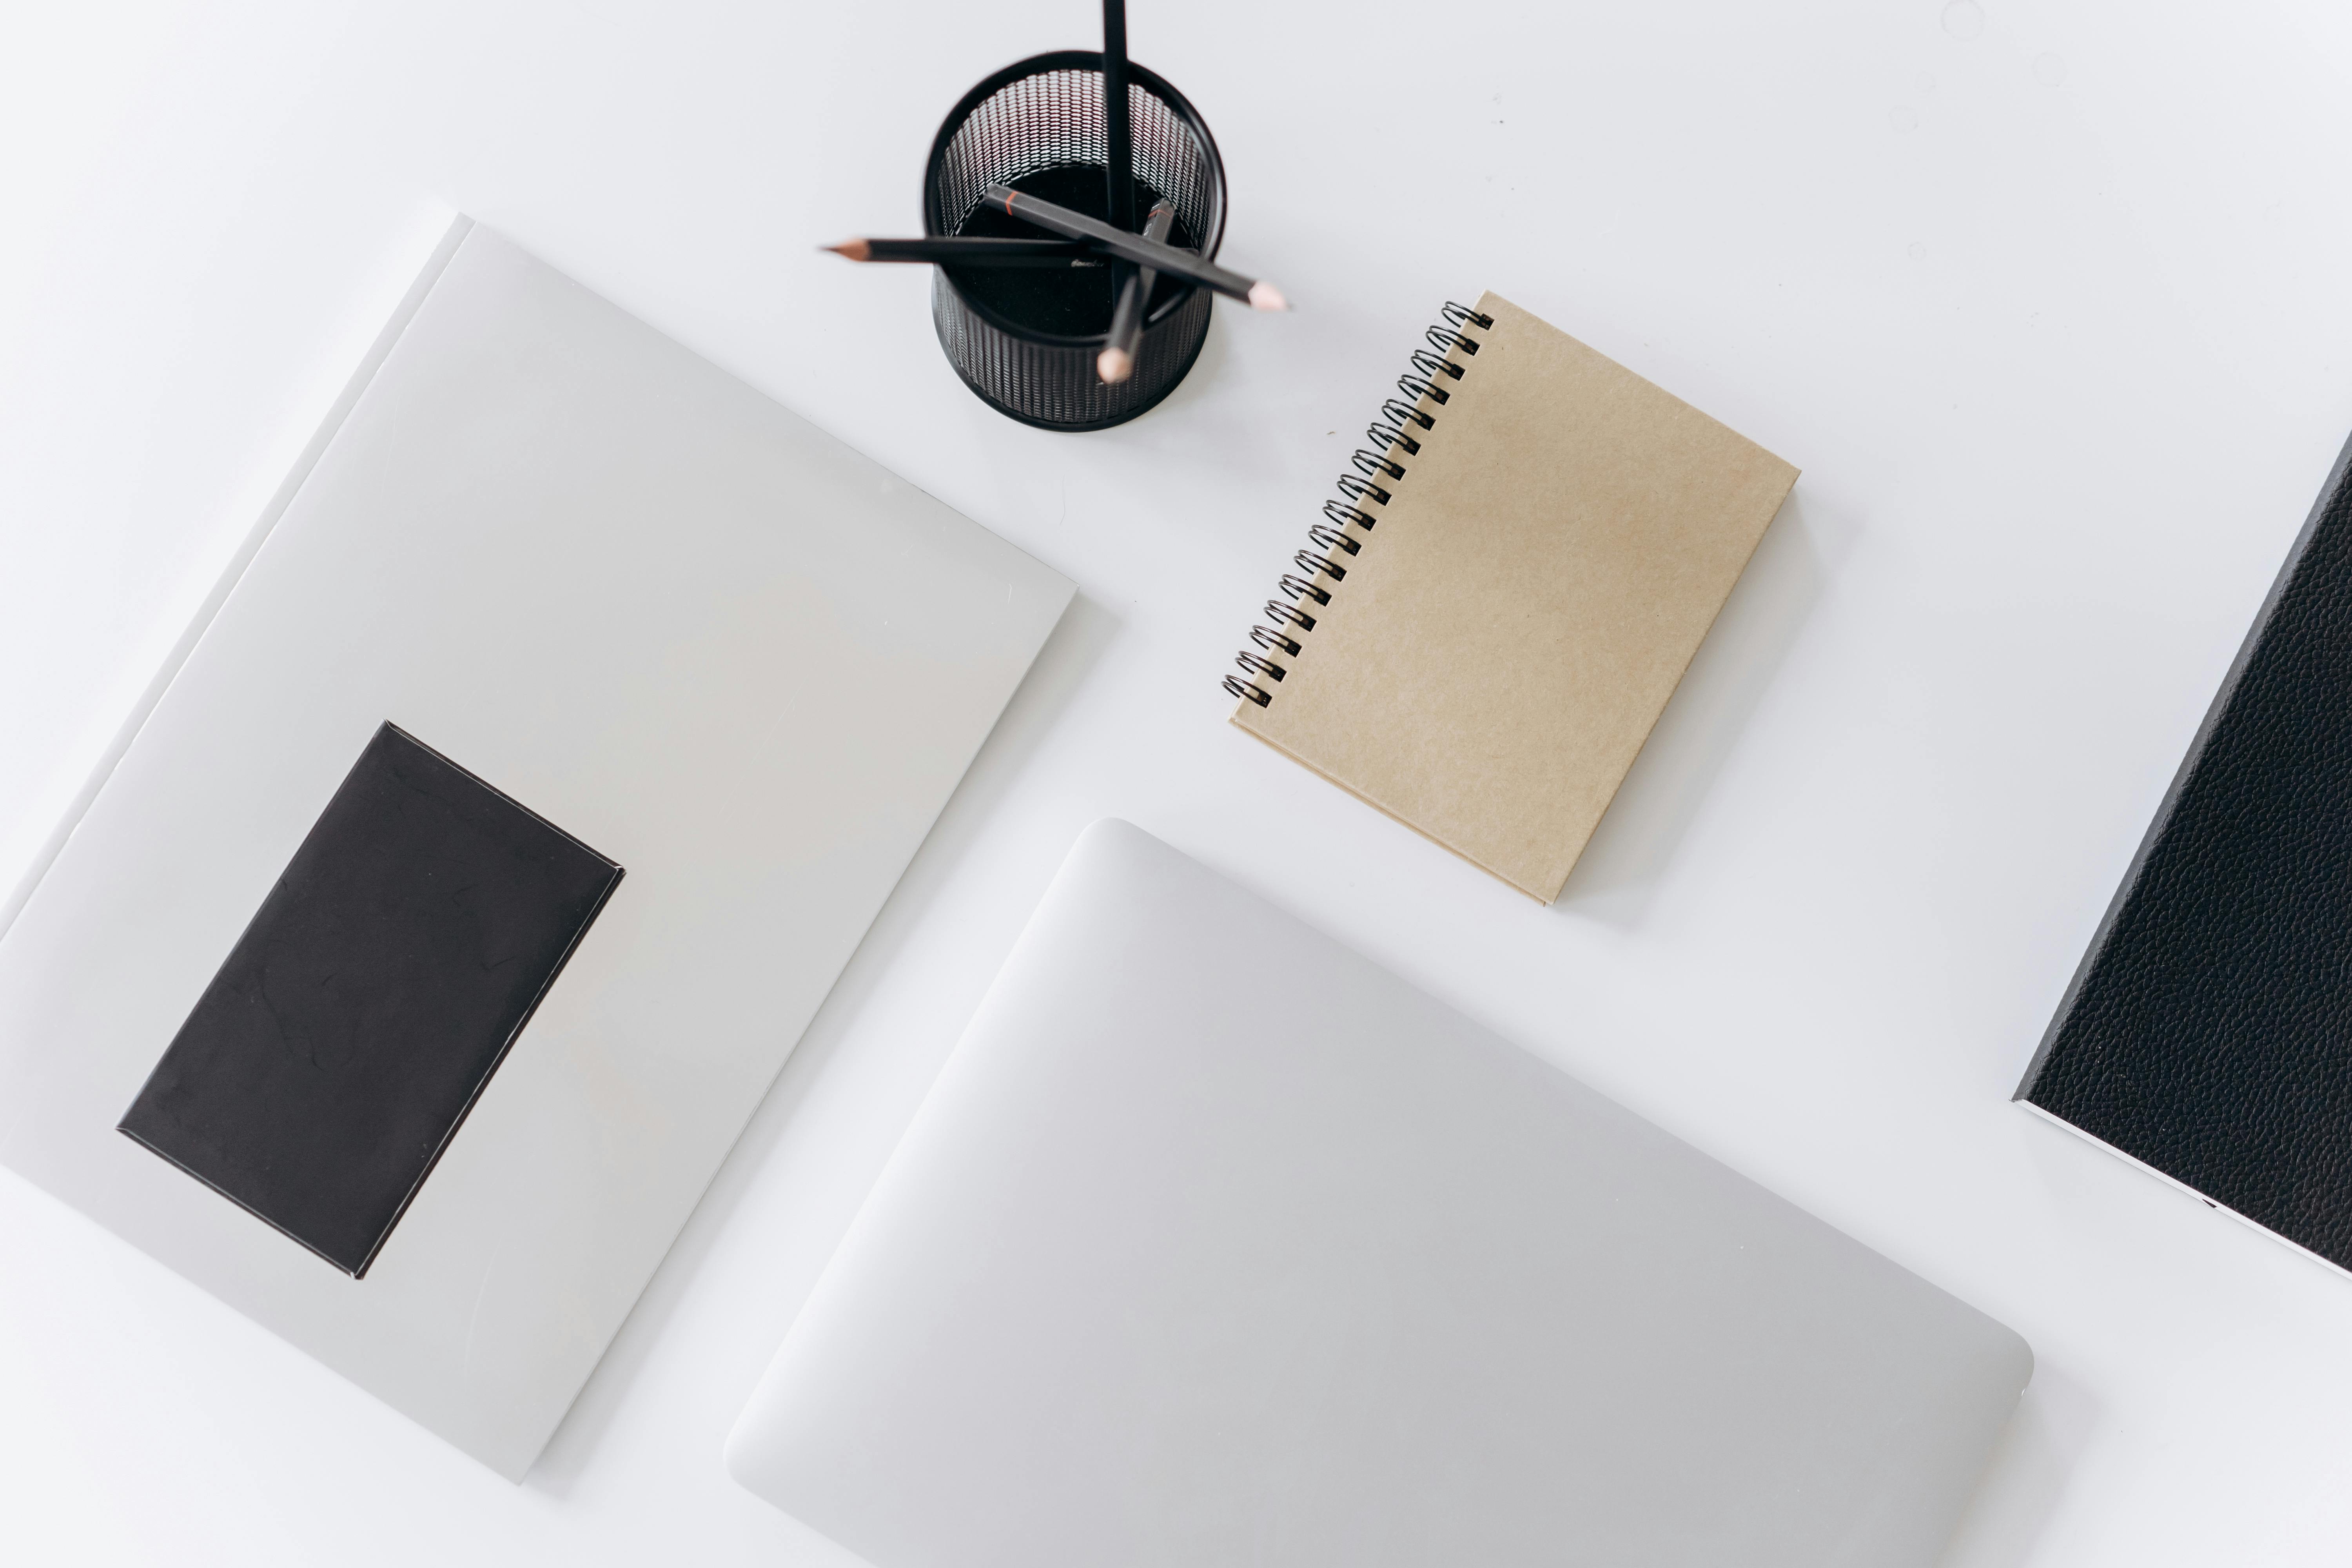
524 593 1119 1496
1936 1361 2099 1568
1553 491 1855 928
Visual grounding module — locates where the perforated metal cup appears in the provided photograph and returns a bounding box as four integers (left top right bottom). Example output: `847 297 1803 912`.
924 51 1228 432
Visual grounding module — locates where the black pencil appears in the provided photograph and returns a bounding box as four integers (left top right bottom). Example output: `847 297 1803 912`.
980 183 1288 310
1098 199 1178 383
1103 0 1135 236
824 237 1102 267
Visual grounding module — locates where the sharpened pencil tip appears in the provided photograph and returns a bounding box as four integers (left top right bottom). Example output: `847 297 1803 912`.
1248 281 1289 312
823 240 872 261
1097 347 1134 384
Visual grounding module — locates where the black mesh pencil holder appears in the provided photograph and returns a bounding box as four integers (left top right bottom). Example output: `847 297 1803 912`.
924 51 1227 432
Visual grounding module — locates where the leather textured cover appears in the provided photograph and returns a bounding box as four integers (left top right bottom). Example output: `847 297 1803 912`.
119 722 623 1278
2018 432 2352 1271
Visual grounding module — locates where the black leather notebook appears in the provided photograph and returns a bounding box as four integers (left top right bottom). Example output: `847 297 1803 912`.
2018 434 2352 1271
119 722 623 1277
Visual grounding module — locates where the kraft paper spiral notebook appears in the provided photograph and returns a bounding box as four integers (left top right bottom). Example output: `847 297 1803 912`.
1224 294 1798 903
2017 432 2352 1277
0 217 1073 1477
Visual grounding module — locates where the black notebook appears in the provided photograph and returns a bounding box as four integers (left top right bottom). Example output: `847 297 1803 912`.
118 722 624 1277
2018 434 2352 1271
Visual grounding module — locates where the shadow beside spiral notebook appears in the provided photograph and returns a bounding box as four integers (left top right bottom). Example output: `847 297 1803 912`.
1554 492 1850 928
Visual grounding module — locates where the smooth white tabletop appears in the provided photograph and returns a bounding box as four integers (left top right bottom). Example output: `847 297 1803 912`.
4 1 2351 1563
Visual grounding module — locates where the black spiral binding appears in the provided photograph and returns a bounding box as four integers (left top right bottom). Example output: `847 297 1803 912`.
1223 302 1495 708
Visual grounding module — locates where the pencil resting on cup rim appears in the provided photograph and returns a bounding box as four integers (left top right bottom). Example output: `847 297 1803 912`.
822 237 1105 268
980 181 1288 312
1098 198 1178 384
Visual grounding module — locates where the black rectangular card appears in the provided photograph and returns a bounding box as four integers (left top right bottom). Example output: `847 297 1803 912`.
120 722 624 1277
2018 434 2352 1270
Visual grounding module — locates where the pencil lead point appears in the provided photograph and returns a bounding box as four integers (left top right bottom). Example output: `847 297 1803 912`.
823 240 871 261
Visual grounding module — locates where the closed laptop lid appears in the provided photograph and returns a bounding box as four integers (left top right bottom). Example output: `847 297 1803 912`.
726 820 2030 1567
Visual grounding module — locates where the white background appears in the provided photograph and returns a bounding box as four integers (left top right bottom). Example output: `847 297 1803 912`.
4 0 2351 1562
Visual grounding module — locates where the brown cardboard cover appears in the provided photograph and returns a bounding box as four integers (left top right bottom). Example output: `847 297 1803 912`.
1234 293 1798 902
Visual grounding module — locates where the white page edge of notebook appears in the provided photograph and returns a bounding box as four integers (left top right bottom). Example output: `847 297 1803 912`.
2013 1097 2352 1287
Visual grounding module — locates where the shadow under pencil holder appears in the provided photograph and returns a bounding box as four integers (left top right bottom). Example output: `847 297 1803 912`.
925 51 1228 432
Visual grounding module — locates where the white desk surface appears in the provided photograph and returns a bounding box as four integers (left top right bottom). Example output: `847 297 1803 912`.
4 1 2350 1562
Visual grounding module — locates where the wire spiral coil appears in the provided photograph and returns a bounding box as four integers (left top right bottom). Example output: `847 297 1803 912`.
1223 302 1495 708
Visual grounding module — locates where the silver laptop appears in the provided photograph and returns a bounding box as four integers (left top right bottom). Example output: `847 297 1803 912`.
727 821 2029 1567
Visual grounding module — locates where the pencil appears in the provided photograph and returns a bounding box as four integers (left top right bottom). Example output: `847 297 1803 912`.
1098 199 1178 383
824 237 1102 266
1102 0 1135 235
980 182 1289 311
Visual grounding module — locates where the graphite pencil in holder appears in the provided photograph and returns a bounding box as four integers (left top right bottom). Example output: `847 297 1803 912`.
924 51 1228 432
